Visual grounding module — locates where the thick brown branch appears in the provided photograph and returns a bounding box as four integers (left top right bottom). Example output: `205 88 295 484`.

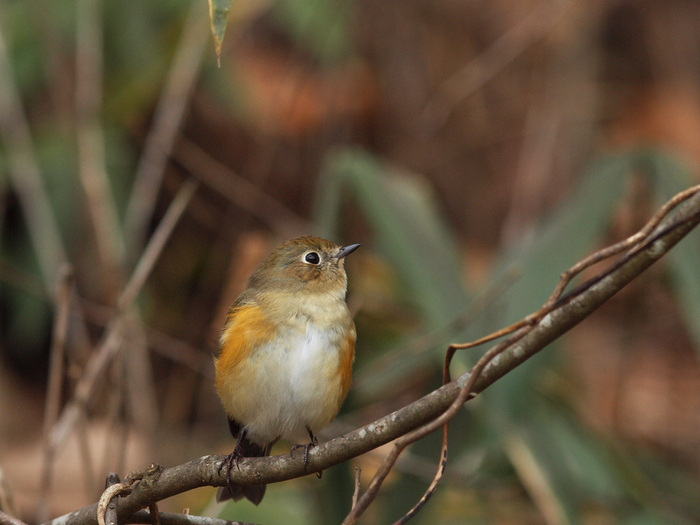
45 189 700 525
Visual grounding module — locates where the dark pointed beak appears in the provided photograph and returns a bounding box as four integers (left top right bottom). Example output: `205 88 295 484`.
336 243 360 259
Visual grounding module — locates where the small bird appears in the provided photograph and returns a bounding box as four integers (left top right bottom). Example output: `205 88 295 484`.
214 235 359 505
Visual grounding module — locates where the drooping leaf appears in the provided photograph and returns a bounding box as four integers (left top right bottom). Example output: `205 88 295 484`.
208 0 233 64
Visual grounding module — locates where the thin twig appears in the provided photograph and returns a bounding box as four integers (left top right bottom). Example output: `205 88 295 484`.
122 316 159 433
172 138 309 236
119 179 199 310
342 330 529 525
76 411 96 500
38 266 75 522
47 180 199 462
77 297 214 378
148 504 160 525
420 0 570 133
353 267 520 393
97 482 133 525
543 183 700 309
101 474 121 525
449 184 700 353
351 466 362 510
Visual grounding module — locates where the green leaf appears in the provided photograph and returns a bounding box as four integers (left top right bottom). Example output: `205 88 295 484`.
316 147 468 328
472 153 630 419
315 147 470 399
272 0 353 63
483 153 632 328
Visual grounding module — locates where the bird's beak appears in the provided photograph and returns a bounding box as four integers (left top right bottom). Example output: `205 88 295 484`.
335 243 361 259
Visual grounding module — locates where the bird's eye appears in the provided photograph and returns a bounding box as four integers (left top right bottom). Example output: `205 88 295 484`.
303 252 321 265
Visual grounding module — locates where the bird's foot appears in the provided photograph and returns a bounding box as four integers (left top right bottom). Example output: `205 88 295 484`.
219 444 245 490
290 426 322 478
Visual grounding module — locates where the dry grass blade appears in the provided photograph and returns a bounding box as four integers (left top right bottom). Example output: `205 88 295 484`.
124 0 209 253
38 266 75 522
46 179 199 464
119 179 199 310
422 0 570 131
76 0 125 269
0 18 67 292
173 139 310 236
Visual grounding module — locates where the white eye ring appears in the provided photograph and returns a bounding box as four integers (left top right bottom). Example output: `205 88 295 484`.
303 251 321 265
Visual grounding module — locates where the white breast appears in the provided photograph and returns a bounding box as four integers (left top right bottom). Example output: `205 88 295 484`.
242 320 347 445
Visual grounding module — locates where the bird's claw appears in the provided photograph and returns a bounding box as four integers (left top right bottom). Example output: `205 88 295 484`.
290 426 321 476
219 446 244 490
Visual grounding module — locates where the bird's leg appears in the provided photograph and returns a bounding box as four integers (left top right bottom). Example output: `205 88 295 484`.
290 425 322 477
219 428 248 490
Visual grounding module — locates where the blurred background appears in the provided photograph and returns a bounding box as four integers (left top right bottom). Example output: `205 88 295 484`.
1 0 700 523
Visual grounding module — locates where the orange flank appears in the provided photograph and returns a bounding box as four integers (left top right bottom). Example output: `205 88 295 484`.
215 304 275 418
337 333 355 413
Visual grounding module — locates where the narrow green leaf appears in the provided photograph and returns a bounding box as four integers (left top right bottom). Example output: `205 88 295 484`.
316 147 468 327
484 153 632 327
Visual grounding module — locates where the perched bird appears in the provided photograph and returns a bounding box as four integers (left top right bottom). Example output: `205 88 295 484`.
214 236 360 505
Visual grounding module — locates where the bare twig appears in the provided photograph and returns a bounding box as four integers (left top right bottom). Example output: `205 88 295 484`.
542 183 700 309
148 504 160 525
97 481 133 525
38 266 75 522
343 329 528 525
353 267 520 394
77 297 214 378
421 0 570 132
46 180 198 463
99 347 127 486
43 266 74 432
119 179 199 310
172 138 309 236
351 466 361 511
75 413 96 500
122 316 159 434
448 184 700 354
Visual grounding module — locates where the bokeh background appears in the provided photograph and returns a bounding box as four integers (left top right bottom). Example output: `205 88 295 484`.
2 0 700 523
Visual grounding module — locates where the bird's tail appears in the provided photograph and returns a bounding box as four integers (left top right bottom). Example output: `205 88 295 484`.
217 420 271 505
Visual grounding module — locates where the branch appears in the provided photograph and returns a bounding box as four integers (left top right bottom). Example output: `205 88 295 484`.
45 186 700 525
